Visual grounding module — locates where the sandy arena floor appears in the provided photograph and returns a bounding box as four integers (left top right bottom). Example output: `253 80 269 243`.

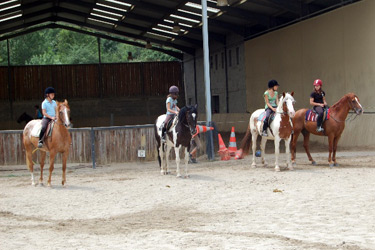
1 149 375 250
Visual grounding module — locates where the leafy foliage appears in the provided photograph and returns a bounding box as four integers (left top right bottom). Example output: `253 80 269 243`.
0 28 177 66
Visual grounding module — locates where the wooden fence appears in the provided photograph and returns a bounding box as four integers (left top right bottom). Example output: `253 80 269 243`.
0 61 182 101
0 125 208 166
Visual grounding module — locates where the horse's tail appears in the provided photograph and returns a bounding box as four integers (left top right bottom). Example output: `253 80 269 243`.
154 120 162 168
239 123 252 156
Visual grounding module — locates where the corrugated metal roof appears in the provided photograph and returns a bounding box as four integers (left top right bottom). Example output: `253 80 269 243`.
0 0 361 59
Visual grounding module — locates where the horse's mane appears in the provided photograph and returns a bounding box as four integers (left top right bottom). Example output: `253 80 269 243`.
178 105 197 122
276 92 294 112
330 93 355 111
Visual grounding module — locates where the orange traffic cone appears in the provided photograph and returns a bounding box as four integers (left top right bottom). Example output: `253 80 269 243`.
193 125 214 137
234 149 244 160
218 133 230 160
228 127 237 156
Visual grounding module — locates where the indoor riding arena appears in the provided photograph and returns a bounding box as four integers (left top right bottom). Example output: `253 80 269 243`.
1 0 375 249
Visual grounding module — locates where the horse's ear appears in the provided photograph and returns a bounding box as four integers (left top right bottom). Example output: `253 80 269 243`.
282 92 285 97
64 99 68 105
291 91 294 96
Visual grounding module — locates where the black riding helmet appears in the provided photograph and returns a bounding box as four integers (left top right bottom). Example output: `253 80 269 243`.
268 80 279 89
45 87 55 96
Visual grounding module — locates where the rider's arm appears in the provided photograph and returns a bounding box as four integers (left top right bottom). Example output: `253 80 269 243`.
42 109 55 120
167 102 178 115
310 97 324 107
323 96 327 106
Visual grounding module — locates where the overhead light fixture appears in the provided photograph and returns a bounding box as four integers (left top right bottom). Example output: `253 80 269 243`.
217 0 228 6
145 40 152 49
172 21 180 33
127 52 133 60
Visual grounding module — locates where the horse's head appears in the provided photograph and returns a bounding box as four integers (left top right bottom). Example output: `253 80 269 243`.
280 92 296 118
57 100 71 127
179 104 198 135
347 93 363 115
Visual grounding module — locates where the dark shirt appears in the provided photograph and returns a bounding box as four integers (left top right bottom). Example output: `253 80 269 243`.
310 91 325 104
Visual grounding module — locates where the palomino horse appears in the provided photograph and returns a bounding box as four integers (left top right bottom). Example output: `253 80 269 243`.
240 92 296 171
154 105 198 178
291 93 363 167
23 100 72 186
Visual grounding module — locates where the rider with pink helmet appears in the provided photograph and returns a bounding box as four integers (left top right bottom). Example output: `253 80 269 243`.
310 79 328 132
161 85 180 142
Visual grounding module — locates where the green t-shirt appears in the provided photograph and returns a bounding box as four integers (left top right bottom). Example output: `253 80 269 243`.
264 90 278 109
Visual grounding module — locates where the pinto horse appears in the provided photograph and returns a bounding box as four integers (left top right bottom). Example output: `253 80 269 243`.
291 93 363 167
240 92 296 171
154 105 198 178
23 100 72 186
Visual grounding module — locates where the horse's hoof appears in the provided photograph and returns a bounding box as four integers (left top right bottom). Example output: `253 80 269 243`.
287 165 294 171
312 161 317 166
184 175 190 179
38 183 44 187
334 163 339 167
329 163 334 168
251 163 257 168
275 166 280 172
263 163 268 168
176 174 182 178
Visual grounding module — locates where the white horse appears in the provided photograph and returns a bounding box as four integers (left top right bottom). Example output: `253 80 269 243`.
241 92 296 171
154 105 198 177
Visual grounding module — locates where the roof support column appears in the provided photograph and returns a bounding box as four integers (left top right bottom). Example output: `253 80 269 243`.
201 0 214 160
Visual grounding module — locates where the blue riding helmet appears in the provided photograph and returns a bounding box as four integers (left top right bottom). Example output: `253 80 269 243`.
45 87 55 95
268 80 279 89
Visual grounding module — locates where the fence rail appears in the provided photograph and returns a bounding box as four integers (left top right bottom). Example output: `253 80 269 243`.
0 124 208 166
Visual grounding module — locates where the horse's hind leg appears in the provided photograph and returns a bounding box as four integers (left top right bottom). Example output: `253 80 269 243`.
25 146 36 186
251 132 257 168
332 136 341 166
62 151 68 186
302 129 315 165
39 150 46 186
274 137 281 172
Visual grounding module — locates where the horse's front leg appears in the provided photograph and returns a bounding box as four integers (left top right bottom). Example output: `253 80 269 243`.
184 147 190 178
174 146 181 178
285 137 293 170
159 144 166 175
260 137 268 167
328 134 335 167
274 137 281 172
39 150 46 186
165 145 171 175
61 151 68 186
332 136 341 167
47 150 57 187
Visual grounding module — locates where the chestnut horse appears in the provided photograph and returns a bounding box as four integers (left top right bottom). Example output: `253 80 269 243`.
23 100 72 186
240 92 296 171
291 93 363 167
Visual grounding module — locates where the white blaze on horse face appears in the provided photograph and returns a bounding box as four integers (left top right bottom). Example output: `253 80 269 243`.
355 97 364 114
192 113 196 120
286 95 296 118
63 106 71 127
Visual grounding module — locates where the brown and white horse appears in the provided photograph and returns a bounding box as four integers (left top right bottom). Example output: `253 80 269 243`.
23 100 72 186
240 92 296 171
291 93 363 167
154 105 197 178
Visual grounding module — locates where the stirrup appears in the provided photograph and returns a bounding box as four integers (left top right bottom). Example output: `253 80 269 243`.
261 131 268 137
38 141 43 148
316 127 324 132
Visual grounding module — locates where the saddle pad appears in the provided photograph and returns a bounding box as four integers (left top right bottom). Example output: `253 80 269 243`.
257 111 276 122
305 108 330 122
30 120 42 137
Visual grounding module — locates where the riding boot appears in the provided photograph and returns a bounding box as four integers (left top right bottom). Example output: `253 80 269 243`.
316 116 324 132
262 121 268 137
161 127 166 143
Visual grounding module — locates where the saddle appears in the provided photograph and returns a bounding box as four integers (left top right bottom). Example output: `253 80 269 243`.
31 120 55 140
305 108 330 122
257 111 276 134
